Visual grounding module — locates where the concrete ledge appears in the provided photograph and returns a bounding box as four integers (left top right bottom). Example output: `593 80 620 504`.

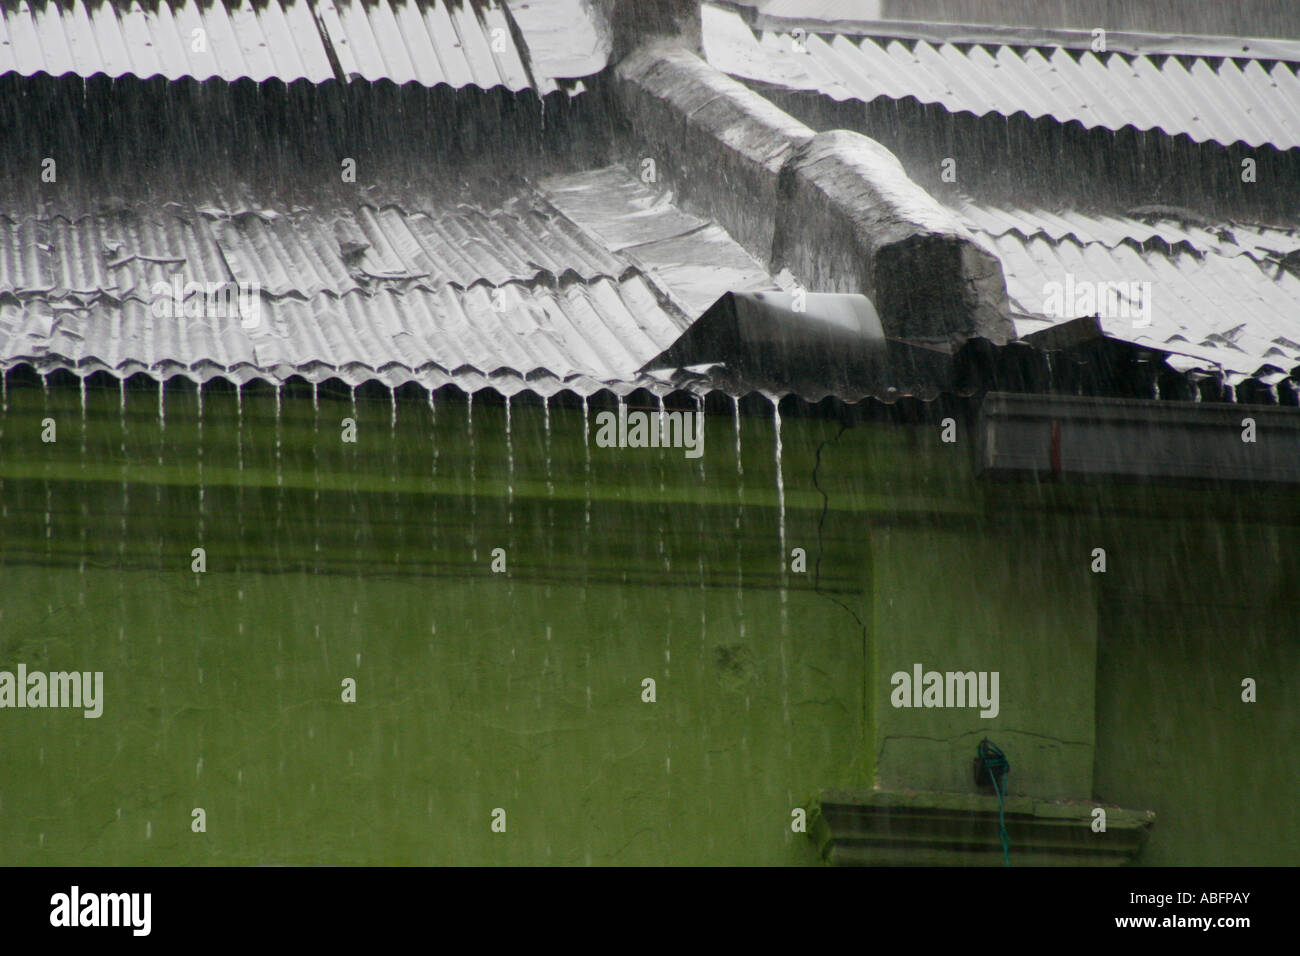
614 47 1014 346
775 130 1013 345
809 789 1155 866
614 44 813 262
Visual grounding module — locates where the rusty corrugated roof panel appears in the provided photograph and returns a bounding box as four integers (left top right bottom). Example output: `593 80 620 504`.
703 2 1300 150
0 0 586 91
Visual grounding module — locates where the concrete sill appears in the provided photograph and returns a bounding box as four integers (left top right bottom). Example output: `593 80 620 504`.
809 789 1156 866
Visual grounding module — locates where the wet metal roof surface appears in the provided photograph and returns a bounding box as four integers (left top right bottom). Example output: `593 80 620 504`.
0 0 593 91
955 200 1300 383
702 2 1300 150
0 165 780 396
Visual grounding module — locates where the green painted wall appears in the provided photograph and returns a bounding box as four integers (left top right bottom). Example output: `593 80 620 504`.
1 380 1296 864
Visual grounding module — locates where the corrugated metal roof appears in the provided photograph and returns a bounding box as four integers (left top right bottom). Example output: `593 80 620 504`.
315 0 552 92
0 0 335 83
0 165 786 396
0 200 632 301
0 277 684 393
955 199 1300 264
702 2 1300 150
958 210 1300 382
0 0 585 91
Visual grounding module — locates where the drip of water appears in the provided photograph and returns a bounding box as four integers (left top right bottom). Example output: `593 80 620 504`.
389 386 398 565
542 396 552 498
505 393 514 524
76 375 88 576
771 394 786 561
770 393 790 753
657 395 667 494
119 378 127 556
313 382 321 565
197 381 205 529
732 395 743 533
1 366 7 414
274 383 283 488
42 375 51 544
581 395 591 534
467 392 477 561
656 394 668 567
426 387 437 554
235 383 244 473
156 378 165 567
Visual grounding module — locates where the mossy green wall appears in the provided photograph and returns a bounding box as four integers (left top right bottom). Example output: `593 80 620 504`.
869 526 1098 800
1091 525 1300 866
0 568 871 864
0 381 870 865
1 380 1296 864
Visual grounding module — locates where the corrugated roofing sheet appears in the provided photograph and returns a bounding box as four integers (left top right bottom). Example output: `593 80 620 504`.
955 199 1300 264
0 0 585 91
0 277 683 392
0 200 631 301
0 0 334 83
957 207 1300 382
702 2 1300 150
0 165 785 396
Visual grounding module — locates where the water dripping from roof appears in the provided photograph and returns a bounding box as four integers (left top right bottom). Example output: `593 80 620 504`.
657 394 667 495
119 377 127 559
468 391 478 563
770 393 785 562
41 374 50 545
389 385 397 439
78 375 87 578
312 385 321 566
542 395 553 499
505 393 514 525
197 381 205 533
656 393 668 570
157 378 165 458
427 386 438 479
581 394 591 534
235 382 244 473
274 382 283 488
731 396 745 556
